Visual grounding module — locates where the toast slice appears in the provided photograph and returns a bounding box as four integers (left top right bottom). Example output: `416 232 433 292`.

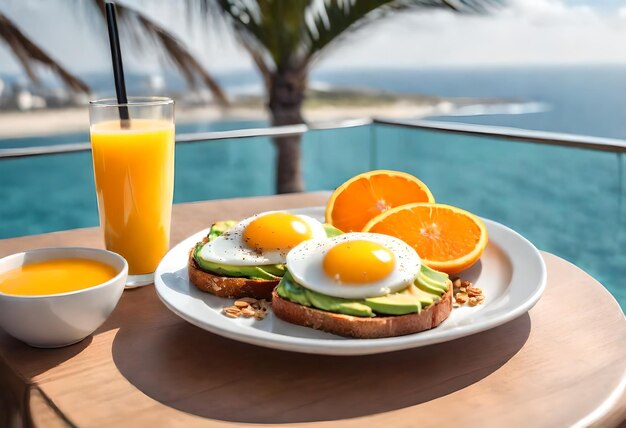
271 286 452 339
188 253 278 300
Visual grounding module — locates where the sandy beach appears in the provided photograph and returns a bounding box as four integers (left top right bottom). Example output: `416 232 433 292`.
0 101 443 139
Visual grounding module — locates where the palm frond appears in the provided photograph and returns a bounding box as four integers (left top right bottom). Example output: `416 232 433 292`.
0 13 89 93
197 0 503 73
302 0 395 63
303 0 504 64
94 0 228 106
203 0 276 79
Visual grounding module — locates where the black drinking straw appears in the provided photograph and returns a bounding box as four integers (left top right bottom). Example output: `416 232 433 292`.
105 1 130 126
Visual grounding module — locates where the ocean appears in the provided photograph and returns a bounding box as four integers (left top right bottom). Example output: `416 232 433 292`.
0 66 624 310
315 65 626 138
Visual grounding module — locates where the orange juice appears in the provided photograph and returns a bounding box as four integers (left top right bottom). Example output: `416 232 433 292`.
0 259 118 296
90 119 174 274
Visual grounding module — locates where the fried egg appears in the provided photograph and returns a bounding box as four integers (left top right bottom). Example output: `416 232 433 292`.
200 211 326 266
287 232 421 299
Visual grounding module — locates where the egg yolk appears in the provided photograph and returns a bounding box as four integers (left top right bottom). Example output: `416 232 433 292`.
323 240 395 284
243 212 313 252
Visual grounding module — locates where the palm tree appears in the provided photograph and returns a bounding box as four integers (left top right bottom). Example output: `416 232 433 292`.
0 2 228 104
1 0 501 193
0 12 89 93
201 0 502 193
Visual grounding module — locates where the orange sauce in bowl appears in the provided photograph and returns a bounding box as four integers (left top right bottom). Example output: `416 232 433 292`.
0 259 118 296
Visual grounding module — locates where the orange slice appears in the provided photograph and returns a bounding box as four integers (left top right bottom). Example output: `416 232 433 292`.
363 203 488 274
325 170 435 232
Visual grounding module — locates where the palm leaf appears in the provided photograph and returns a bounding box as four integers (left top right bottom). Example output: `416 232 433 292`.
0 13 89 93
302 0 504 64
93 0 228 106
200 0 502 73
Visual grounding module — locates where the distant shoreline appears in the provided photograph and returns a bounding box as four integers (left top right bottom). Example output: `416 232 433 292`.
0 95 540 140
0 104 433 139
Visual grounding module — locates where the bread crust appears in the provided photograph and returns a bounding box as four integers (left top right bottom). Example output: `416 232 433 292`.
272 287 452 339
188 253 278 300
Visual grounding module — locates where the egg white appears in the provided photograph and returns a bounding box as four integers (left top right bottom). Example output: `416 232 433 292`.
199 211 327 266
286 232 421 299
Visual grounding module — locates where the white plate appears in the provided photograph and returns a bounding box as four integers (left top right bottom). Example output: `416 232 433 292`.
155 207 546 356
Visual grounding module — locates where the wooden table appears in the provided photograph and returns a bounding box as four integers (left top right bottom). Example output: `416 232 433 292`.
0 193 625 428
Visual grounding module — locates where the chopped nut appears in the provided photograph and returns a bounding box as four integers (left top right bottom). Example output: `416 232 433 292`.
223 307 241 317
460 287 466 293
461 280 472 288
223 306 242 318
455 292 469 304
476 295 485 301
241 307 256 317
467 287 482 297
468 297 478 307
221 298 271 320
452 278 462 288
223 298 272 319
224 312 240 318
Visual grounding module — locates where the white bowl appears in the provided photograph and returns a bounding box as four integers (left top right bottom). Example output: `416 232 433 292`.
0 247 128 348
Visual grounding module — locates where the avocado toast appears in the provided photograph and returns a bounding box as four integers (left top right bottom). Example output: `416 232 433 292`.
189 220 342 300
271 231 453 339
272 265 452 339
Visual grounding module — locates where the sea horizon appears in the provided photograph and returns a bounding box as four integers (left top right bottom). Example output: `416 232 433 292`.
2 64 626 141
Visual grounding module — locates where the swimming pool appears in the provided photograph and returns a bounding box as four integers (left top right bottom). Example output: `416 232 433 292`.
1 123 624 311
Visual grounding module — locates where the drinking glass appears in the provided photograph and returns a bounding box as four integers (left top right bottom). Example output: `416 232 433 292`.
89 97 175 287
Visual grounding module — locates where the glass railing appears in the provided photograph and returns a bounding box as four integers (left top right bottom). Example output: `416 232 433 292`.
0 120 624 309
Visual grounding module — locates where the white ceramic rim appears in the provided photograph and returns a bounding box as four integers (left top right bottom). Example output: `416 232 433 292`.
0 247 128 300
155 208 547 355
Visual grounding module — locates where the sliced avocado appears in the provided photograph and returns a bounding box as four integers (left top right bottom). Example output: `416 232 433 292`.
417 272 448 293
207 220 237 241
421 264 449 284
277 273 311 306
303 288 336 311
416 274 445 296
365 294 421 315
195 256 278 280
304 289 374 317
323 223 343 237
276 265 452 318
402 284 439 305
259 264 286 277
335 302 375 317
279 272 372 316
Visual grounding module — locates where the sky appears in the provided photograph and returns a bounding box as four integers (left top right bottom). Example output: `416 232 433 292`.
1 0 626 78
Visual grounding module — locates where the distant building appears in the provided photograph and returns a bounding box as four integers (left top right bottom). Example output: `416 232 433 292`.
16 89 47 111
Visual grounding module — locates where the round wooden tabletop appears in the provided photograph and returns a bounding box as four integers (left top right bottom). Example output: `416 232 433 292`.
0 193 624 427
